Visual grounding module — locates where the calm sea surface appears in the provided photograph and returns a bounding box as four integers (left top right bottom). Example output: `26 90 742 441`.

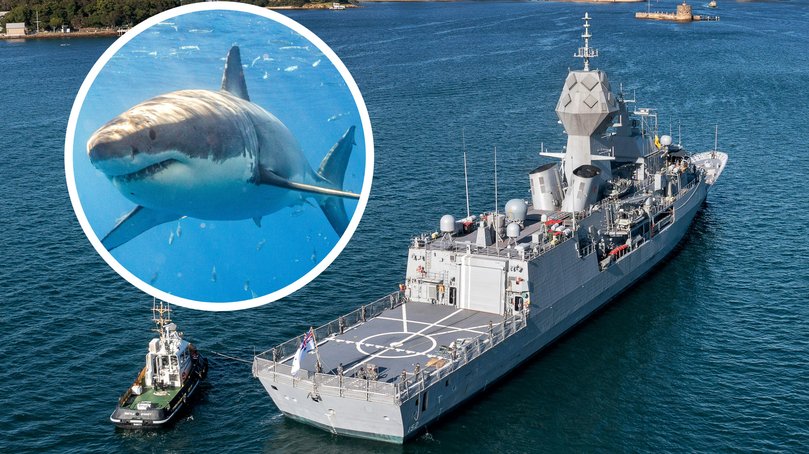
2 1 809 452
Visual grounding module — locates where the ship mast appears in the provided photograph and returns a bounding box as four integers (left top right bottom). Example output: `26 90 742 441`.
462 128 471 218
152 299 173 346
574 13 598 71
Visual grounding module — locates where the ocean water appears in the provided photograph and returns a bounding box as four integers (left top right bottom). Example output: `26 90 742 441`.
2 0 809 452
69 8 367 304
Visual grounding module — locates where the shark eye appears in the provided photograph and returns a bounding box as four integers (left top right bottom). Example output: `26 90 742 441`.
149 129 156 141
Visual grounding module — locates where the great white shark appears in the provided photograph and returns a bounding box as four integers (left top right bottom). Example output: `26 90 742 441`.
87 46 360 251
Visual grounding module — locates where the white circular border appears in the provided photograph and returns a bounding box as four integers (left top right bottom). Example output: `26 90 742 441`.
64 1 374 312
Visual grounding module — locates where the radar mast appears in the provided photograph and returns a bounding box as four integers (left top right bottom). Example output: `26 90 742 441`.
574 13 598 71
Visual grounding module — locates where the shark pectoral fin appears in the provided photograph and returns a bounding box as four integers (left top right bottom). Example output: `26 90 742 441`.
258 168 360 199
221 46 250 101
101 206 181 251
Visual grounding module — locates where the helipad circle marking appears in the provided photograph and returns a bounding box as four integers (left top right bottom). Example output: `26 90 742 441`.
357 332 437 359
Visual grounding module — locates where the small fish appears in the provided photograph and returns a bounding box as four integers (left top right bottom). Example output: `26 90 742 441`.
168 230 175 245
244 280 250 292
263 71 269 80
211 265 217 283
310 248 318 263
312 59 321 68
150 272 159 284
251 55 261 66
176 223 182 238
256 239 266 251
251 289 258 299
284 65 298 72
327 112 350 122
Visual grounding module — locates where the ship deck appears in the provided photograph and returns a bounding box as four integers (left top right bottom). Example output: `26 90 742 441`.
292 302 504 382
126 387 176 409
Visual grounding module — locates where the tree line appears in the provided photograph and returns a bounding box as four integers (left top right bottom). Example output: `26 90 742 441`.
0 0 336 31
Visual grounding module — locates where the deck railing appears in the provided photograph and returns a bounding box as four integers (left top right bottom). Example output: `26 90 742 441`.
255 291 407 364
252 300 529 406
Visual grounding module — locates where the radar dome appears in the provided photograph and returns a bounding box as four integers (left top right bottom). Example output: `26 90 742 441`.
505 199 528 222
506 222 521 239
440 215 456 233
660 135 673 147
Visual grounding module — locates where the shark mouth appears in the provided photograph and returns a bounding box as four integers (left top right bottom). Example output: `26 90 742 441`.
113 159 180 182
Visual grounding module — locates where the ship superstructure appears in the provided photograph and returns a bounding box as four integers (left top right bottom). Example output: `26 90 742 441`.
253 14 727 443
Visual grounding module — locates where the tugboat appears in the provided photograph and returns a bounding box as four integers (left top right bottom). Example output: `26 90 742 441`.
110 301 208 429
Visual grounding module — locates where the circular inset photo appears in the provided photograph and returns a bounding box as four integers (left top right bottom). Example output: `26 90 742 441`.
65 3 372 310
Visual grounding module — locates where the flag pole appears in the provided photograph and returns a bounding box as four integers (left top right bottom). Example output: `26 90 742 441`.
310 326 323 373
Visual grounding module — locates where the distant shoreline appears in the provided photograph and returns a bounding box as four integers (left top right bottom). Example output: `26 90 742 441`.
358 0 644 2
0 0 647 41
268 2 359 9
0 29 121 40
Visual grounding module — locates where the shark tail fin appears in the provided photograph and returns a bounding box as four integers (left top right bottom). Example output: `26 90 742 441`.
101 206 181 251
317 126 357 236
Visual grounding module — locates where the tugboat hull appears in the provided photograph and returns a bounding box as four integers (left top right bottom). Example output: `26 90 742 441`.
111 357 208 429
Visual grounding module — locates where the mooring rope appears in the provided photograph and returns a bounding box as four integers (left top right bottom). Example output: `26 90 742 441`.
207 350 253 364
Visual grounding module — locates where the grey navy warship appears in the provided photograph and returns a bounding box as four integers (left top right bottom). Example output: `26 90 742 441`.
252 14 727 443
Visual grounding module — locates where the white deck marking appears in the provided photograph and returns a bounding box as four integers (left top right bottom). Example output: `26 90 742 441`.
399 309 463 344
401 302 409 333
376 316 486 335
334 338 440 359
341 339 395 374
430 322 501 337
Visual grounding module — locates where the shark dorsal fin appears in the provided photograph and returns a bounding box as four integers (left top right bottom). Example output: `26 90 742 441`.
221 46 250 101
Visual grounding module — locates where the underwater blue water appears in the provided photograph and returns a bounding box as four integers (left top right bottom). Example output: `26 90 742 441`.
2 0 809 452
71 8 367 304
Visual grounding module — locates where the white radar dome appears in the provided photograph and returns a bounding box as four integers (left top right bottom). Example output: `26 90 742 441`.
505 199 528 222
506 222 521 239
660 135 673 147
440 215 456 233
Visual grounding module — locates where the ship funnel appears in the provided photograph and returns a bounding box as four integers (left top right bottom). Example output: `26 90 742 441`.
529 163 563 211
562 164 602 212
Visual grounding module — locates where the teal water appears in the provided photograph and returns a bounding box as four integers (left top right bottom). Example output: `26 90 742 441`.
2 1 809 452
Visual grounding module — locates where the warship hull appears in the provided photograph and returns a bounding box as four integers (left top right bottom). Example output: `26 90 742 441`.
254 180 711 443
